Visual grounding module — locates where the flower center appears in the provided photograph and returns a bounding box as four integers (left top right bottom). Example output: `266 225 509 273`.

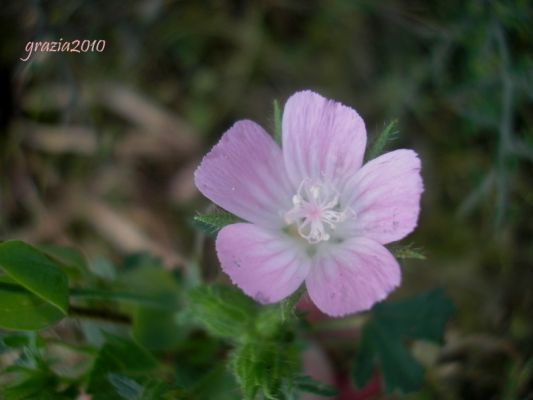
284 179 352 244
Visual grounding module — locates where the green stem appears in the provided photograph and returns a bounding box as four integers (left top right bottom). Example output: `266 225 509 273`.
0 282 166 308
69 305 131 324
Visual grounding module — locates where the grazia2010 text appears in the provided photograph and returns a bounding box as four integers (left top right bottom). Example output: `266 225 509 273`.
21 39 106 62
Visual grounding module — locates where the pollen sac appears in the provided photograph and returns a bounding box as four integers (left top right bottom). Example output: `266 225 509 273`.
284 179 353 244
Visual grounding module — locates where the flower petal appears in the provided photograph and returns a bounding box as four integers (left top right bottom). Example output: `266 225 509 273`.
216 223 310 304
305 237 401 317
282 90 367 187
194 120 293 227
342 149 423 244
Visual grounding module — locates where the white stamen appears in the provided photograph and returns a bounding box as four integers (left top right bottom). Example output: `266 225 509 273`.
284 179 353 244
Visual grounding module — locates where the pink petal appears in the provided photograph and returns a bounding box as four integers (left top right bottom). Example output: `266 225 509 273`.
216 223 310 304
194 120 293 228
305 237 401 317
342 149 423 244
282 90 367 187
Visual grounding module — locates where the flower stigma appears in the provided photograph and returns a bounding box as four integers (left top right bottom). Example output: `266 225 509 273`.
284 179 353 244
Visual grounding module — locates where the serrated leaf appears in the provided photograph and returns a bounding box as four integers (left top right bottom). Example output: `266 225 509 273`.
232 343 259 400
273 99 282 145
366 120 398 161
0 241 69 316
294 375 338 397
188 284 257 340
352 289 454 394
232 340 298 400
193 211 240 235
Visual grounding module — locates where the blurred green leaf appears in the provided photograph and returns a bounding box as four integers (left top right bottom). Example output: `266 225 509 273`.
0 336 71 400
0 241 68 330
87 334 158 400
373 289 454 342
353 289 454 393
90 256 117 281
193 210 240 235
1 334 31 349
355 320 424 393
119 265 182 350
366 120 398 161
108 373 142 400
0 282 65 330
38 244 88 280
108 373 175 400
294 375 338 397
0 241 69 315
188 284 257 340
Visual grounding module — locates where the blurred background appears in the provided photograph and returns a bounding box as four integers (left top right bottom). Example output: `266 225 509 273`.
0 0 532 399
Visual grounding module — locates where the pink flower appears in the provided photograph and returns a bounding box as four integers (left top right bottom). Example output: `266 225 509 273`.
194 91 423 316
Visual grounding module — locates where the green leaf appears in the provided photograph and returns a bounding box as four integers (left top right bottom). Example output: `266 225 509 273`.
359 320 424 393
118 266 182 350
193 210 240 235
90 256 117 281
87 334 158 400
0 243 70 332
373 289 454 343
0 279 65 330
0 338 71 400
366 120 398 161
188 284 257 340
390 243 426 260
108 373 143 400
108 373 174 400
0 240 69 315
38 244 88 280
352 326 376 389
352 289 454 394
273 99 282 145
232 340 298 400
294 375 338 397
1 333 31 349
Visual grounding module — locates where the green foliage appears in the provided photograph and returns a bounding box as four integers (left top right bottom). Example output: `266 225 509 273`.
188 284 258 340
366 120 399 161
117 264 182 350
0 241 69 330
108 374 172 400
0 333 72 399
353 289 454 393
294 375 338 397
87 334 159 399
188 284 303 398
38 244 88 281
232 340 298 400
193 210 240 235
